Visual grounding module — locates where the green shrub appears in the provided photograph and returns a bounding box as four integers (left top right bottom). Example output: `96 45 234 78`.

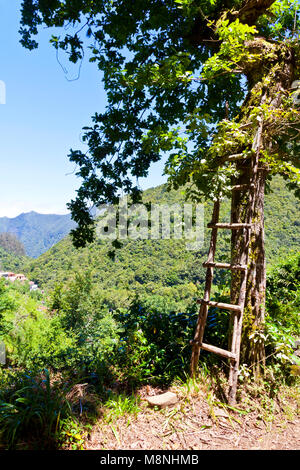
48 272 121 376
0 280 15 336
266 253 300 335
264 253 300 369
6 313 76 370
114 294 198 385
0 369 72 450
104 392 141 422
58 417 89 450
1 274 120 376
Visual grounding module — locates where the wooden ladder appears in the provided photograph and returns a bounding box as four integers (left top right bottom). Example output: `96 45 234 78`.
190 150 259 405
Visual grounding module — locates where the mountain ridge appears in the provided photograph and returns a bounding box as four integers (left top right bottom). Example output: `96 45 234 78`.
0 211 76 258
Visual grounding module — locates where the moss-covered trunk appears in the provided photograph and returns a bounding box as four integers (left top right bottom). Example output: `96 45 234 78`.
230 165 267 374
229 39 296 374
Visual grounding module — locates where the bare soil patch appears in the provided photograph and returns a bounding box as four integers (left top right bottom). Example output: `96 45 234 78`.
86 385 300 451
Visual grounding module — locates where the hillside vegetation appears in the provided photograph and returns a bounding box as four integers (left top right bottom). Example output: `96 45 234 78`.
23 176 300 309
0 247 28 273
0 248 299 450
0 233 26 257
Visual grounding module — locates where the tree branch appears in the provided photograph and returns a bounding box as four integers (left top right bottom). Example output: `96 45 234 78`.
188 0 278 46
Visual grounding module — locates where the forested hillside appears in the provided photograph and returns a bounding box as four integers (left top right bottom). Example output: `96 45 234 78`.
24 176 300 307
0 233 26 257
0 247 27 272
0 212 76 258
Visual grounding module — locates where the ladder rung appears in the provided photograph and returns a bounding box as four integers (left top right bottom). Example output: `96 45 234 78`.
207 223 252 229
197 299 242 312
203 262 247 271
190 340 236 359
201 343 236 360
232 183 255 191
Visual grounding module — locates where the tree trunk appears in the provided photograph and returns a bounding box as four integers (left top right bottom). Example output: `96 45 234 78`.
230 165 267 375
229 39 295 375
190 38 296 385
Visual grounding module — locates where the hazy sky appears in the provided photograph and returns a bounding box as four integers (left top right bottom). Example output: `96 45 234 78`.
0 1 167 218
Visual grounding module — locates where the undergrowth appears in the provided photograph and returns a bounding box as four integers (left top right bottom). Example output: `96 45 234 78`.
0 253 299 449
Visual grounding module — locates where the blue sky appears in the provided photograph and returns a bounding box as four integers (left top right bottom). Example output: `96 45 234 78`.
0 0 167 218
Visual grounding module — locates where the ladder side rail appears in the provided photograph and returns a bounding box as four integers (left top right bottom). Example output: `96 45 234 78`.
190 200 220 376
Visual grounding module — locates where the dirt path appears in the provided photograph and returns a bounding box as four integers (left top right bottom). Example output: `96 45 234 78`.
86 388 300 451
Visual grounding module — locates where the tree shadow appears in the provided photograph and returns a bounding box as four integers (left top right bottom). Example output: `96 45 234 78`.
210 364 228 403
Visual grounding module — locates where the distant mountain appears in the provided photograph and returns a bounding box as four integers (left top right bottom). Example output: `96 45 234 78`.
0 212 76 258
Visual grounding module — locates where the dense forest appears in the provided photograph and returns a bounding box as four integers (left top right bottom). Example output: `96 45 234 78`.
0 247 28 273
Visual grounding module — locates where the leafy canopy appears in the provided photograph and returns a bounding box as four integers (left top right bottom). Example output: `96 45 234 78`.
19 0 300 246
